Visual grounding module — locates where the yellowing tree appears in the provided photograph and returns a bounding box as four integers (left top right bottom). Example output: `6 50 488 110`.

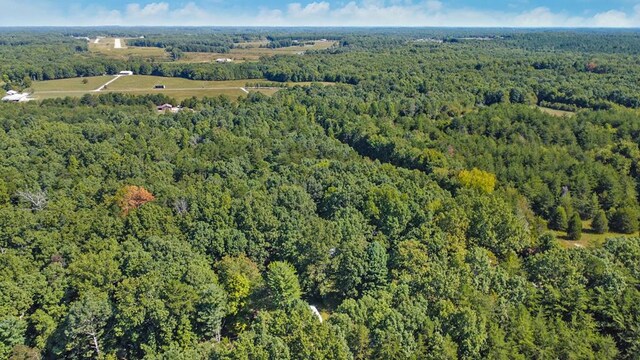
458 168 497 194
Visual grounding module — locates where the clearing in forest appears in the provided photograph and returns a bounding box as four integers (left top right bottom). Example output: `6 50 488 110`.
88 38 168 60
537 106 576 117
177 40 337 63
555 220 631 249
28 75 313 101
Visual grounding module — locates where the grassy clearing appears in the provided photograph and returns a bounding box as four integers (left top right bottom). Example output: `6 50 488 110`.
30 76 112 92
89 38 169 61
555 220 633 249
537 106 576 117
178 41 337 63
105 75 252 91
30 75 255 101
28 75 337 101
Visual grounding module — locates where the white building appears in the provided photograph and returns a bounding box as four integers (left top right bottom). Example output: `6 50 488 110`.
119 71 134 76
2 92 30 102
215 58 233 63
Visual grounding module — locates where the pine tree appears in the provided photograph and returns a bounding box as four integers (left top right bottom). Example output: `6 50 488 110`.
610 207 639 234
592 210 609 234
265 261 301 308
567 212 582 240
551 206 568 231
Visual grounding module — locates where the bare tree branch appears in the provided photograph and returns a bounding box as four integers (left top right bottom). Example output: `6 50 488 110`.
16 189 48 211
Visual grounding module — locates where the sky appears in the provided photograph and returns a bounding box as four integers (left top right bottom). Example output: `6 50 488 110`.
1 0 640 27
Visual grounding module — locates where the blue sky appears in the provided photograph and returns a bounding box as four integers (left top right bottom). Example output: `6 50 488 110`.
1 0 640 27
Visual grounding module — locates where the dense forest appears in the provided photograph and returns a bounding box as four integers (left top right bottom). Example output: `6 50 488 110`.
1 28 640 359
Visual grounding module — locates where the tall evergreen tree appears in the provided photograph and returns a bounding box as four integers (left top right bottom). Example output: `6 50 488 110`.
551 206 568 231
610 207 639 234
362 241 388 293
592 210 609 234
265 261 302 308
567 212 583 240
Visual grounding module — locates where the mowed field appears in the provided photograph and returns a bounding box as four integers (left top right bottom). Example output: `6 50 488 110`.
104 75 250 90
30 76 112 92
178 40 337 63
28 75 300 101
28 75 338 101
88 38 169 61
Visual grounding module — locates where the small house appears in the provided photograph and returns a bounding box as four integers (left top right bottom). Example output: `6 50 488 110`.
154 85 166 89
119 71 134 76
157 104 173 111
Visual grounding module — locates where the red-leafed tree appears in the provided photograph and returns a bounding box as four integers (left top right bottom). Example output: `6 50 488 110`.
116 185 155 215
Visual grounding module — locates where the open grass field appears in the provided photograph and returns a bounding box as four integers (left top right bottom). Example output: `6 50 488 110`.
537 106 576 117
88 38 169 61
555 220 633 249
30 76 112 92
104 75 252 91
178 40 337 63
28 75 338 101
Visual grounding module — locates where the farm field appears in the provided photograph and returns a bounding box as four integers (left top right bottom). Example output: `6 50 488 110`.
178 40 337 63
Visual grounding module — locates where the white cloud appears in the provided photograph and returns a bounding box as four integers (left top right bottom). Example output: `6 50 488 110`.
288 2 331 17
425 1 443 12
1 0 640 27
126 2 170 17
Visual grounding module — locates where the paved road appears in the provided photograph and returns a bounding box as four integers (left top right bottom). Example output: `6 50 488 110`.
94 75 123 92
